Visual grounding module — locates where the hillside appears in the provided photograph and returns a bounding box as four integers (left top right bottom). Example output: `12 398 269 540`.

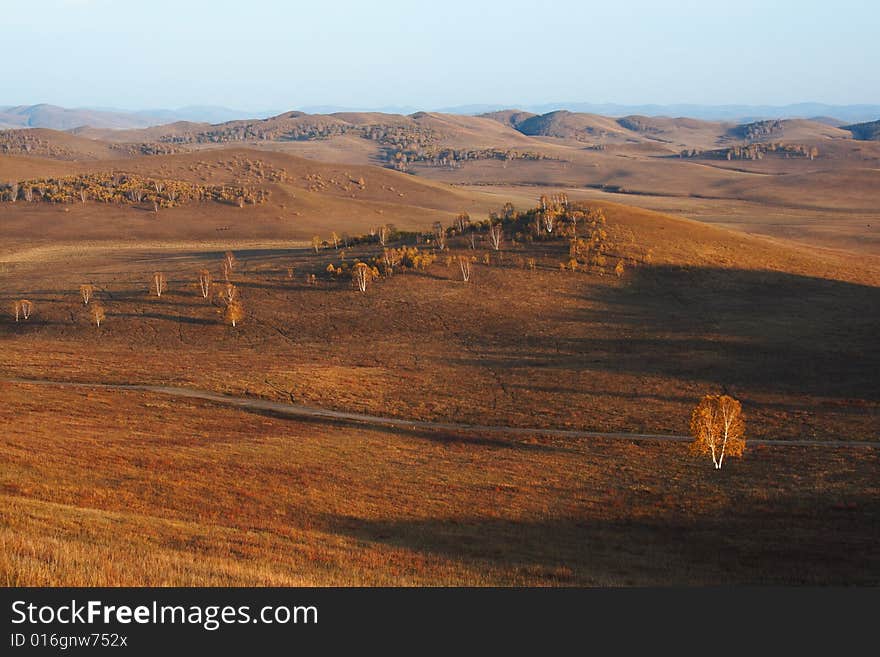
0 148 511 244
845 119 880 140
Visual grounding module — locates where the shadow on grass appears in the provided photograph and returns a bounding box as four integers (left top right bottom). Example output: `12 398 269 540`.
320 492 880 584
457 265 880 401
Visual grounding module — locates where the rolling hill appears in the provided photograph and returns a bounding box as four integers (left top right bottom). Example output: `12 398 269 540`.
844 119 880 140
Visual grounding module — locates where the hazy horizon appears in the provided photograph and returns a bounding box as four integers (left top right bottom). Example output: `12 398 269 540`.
3 0 878 111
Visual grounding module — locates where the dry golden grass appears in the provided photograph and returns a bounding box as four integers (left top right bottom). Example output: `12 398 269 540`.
1 384 877 586
1 146 878 585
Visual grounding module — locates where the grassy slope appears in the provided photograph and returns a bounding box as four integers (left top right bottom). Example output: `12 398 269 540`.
1 146 878 586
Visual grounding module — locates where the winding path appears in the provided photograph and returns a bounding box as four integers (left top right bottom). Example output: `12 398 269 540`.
3 377 877 448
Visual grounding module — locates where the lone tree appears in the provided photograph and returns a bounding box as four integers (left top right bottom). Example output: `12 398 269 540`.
80 284 94 305
311 235 322 254
198 269 212 299
18 299 33 321
689 394 746 470
225 299 244 327
14 299 33 322
152 272 167 297
92 303 106 328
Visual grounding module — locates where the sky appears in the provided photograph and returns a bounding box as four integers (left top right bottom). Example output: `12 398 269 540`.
2 0 878 111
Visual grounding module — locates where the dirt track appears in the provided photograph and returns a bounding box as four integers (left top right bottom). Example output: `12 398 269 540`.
5 377 877 448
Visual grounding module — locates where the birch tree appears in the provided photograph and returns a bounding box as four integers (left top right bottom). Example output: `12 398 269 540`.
352 262 377 293
92 303 105 328
458 255 471 282
198 270 212 298
222 251 237 280
225 300 244 327
689 394 746 470
152 272 167 297
488 223 503 251
221 282 237 305
80 284 94 305
14 299 33 321
432 222 447 251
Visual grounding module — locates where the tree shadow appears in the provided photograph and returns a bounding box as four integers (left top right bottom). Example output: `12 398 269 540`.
319 490 880 584
113 312 215 325
459 265 880 401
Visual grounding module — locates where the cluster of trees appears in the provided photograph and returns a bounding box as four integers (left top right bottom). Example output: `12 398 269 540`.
303 172 366 194
680 142 819 161
108 142 185 157
324 245 439 290
0 173 269 208
0 131 78 159
0 131 183 160
385 146 556 171
732 120 785 141
313 196 646 293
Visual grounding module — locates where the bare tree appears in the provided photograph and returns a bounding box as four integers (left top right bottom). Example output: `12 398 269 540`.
92 303 106 328
690 394 746 470
223 251 237 279
330 231 340 249
79 188 87 204
198 270 212 299
311 236 322 254
488 223 503 251
458 255 471 282
378 225 389 247
430 221 447 251
152 272 167 297
455 212 470 232
9 182 19 203
221 282 237 305
381 248 400 276
80 284 94 305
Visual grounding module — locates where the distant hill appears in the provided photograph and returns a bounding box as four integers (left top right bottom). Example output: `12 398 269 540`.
844 119 880 141
0 104 264 131
509 110 632 141
502 102 880 124
0 104 159 130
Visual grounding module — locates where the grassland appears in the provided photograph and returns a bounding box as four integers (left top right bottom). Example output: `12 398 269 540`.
1 121 878 585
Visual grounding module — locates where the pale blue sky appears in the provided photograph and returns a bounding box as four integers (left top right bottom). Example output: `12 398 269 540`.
2 0 878 111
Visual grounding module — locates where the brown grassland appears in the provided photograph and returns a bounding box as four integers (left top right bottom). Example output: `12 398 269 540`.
1 116 878 585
